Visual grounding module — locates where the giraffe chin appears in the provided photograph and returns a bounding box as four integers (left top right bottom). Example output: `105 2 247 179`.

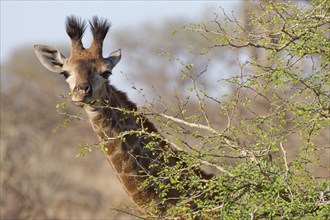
73 101 86 107
72 99 88 107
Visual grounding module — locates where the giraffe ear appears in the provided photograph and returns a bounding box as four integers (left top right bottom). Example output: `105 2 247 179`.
34 45 66 73
106 49 121 69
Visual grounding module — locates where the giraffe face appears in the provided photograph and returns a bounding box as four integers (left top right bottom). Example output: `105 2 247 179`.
62 57 109 105
34 16 121 106
34 45 121 106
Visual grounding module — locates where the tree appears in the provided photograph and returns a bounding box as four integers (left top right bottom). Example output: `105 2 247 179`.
122 0 329 219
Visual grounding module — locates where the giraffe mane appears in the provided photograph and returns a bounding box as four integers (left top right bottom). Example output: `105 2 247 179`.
103 84 138 112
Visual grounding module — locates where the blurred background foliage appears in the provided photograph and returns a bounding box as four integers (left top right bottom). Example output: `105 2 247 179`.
1 0 329 219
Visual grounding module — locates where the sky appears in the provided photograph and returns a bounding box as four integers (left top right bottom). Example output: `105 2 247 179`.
1 1 239 63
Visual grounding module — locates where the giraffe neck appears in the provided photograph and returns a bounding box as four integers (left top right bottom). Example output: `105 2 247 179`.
84 83 162 211
83 83 213 215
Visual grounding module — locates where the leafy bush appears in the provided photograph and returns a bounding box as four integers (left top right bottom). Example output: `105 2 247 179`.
133 1 329 219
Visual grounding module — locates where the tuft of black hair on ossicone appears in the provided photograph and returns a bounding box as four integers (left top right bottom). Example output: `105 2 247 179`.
89 16 111 43
66 15 87 41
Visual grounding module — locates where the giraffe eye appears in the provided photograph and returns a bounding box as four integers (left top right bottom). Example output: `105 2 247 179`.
100 71 111 79
60 71 70 79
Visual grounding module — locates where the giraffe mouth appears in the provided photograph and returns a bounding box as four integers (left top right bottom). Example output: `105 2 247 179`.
72 96 93 107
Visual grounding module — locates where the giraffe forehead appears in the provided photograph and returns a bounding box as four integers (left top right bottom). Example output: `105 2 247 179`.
67 57 107 73
68 49 106 65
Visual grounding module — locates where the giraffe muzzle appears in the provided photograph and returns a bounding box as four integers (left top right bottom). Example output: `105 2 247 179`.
72 83 93 104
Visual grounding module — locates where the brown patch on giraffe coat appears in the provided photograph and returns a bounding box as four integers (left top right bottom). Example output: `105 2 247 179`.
102 140 120 155
110 156 123 174
110 151 132 174
120 174 141 194
121 159 137 174
90 114 111 135
131 187 156 207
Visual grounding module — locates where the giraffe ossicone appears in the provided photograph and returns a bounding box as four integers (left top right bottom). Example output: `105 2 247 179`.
34 15 213 217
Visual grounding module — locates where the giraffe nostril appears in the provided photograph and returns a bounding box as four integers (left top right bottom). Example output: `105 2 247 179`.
75 83 92 95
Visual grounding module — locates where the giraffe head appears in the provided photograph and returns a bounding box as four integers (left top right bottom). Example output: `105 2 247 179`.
34 16 121 106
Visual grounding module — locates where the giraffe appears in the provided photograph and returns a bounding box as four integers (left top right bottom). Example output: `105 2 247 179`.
34 16 213 218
